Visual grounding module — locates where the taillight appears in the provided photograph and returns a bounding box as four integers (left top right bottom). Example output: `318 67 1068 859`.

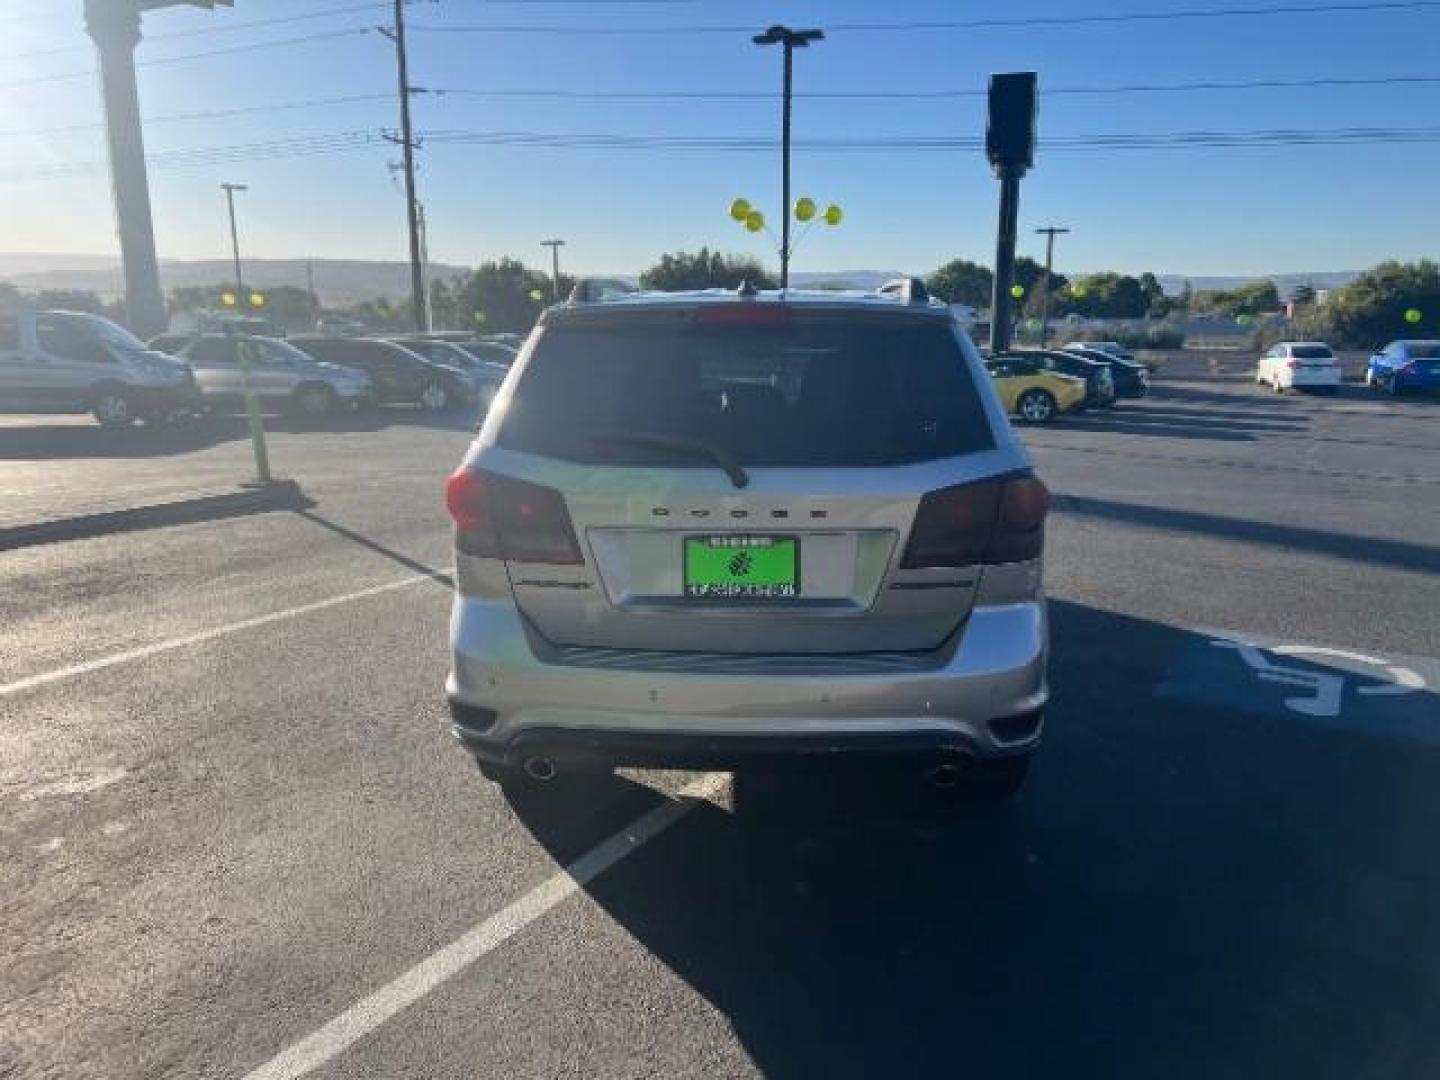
1286 359 1301 370
444 467 581 564
901 473 1050 568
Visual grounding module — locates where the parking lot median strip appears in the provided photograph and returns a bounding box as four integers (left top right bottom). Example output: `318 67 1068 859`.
242 771 730 1080
0 479 310 553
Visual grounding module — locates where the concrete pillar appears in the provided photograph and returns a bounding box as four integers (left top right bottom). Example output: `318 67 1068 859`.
84 0 167 337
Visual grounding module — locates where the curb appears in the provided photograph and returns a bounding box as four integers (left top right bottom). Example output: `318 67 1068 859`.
0 479 310 553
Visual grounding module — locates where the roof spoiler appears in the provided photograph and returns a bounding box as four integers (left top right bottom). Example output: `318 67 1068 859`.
567 277 639 304
877 277 931 305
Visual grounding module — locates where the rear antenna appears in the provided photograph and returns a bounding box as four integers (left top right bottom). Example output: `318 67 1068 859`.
736 279 758 298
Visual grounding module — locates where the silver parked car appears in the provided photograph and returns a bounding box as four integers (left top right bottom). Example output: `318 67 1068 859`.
444 281 1050 802
1 310 199 427
155 334 371 417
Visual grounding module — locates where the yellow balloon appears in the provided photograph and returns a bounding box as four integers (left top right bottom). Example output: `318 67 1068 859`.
1010 284 1025 299
528 288 545 302
745 210 765 233
220 291 237 307
472 311 487 325
248 291 266 308
794 196 816 222
823 204 843 226
729 198 751 222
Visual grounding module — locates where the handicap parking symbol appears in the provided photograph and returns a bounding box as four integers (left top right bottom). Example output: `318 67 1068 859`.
1210 638 1427 719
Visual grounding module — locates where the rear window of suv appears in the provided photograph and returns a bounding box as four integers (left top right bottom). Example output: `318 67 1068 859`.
1292 345 1335 359
497 312 994 466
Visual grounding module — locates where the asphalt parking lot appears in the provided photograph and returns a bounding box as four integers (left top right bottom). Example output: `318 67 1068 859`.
2 379 1438 1079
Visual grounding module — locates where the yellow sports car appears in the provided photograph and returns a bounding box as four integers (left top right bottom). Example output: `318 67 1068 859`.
984 354 1087 423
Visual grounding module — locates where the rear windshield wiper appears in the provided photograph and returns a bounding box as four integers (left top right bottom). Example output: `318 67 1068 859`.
582 428 750 489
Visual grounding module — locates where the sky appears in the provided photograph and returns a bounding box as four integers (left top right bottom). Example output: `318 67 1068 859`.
1 0 1439 281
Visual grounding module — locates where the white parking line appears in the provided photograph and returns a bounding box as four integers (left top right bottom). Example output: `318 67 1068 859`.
242 771 729 1080
0 575 432 699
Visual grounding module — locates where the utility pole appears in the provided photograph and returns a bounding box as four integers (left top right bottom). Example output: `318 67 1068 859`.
1035 226 1069 347
222 182 247 301
541 239 566 301
379 0 428 333
753 25 824 291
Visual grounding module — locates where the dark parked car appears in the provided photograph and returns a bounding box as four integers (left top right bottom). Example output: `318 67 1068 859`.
1064 344 1150 398
389 337 509 408
1014 349 1116 408
289 336 477 411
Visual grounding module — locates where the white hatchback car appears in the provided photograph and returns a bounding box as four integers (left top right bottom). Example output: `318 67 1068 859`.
1258 341 1341 394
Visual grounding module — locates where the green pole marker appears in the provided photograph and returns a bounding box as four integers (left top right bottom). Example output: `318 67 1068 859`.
236 336 273 484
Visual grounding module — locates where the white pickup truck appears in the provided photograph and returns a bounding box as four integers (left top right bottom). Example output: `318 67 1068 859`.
0 309 198 427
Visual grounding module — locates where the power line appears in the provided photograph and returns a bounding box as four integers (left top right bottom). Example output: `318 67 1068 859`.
0 3 386 62
5 72 1439 141
431 73 1440 100
0 27 372 90
410 0 1440 34
8 123 1440 183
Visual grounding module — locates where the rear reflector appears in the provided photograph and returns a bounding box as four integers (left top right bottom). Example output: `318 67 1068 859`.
444 467 582 564
901 473 1050 568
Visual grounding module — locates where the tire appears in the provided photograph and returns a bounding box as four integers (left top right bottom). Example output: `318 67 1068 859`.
1386 375 1403 397
294 384 335 419
91 387 133 428
419 381 450 411
1017 389 1057 423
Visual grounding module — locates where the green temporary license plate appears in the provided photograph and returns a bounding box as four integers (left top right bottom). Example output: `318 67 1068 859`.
683 535 799 599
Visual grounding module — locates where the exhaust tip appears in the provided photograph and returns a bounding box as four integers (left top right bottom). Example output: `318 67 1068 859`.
924 763 963 790
523 756 557 782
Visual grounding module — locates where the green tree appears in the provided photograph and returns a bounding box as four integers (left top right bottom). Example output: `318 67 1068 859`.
927 259 992 307
32 288 105 314
460 257 552 332
639 248 776 292
1307 260 1440 345
1067 273 1149 318
1192 280 1280 320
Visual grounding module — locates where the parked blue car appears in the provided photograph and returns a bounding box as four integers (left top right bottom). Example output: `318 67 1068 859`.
1366 340 1440 395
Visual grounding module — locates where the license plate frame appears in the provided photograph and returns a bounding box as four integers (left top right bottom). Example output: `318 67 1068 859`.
682 534 800 600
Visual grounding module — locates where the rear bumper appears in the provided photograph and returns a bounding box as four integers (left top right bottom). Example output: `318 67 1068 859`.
1282 369 1341 387
446 599 1049 770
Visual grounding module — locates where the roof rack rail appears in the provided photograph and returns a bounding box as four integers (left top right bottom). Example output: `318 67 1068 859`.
877 277 932 305
567 277 639 304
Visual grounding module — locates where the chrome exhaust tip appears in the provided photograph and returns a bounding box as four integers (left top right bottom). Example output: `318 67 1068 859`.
523 756 557 782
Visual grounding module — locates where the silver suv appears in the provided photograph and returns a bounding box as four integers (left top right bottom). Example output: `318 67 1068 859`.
444 283 1050 801
156 334 371 417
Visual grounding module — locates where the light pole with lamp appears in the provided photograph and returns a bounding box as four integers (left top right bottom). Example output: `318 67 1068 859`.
752 25 823 291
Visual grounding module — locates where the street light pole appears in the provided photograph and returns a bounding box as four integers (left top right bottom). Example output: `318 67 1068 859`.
221 182 247 301
753 25 823 291
217 182 270 485
1035 226 1069 347
541 239 566 301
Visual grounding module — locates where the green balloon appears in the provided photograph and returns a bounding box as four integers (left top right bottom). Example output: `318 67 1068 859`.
1405 308 1423 324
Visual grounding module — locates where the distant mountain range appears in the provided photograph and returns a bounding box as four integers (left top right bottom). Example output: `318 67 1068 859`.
0 253 1361 304
0 255 469 307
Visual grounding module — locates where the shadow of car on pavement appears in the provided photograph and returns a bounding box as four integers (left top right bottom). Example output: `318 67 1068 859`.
501 600 1440 1079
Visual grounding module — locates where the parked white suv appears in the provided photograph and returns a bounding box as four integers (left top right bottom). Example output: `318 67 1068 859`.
444 282 1050 802
0 309 198 427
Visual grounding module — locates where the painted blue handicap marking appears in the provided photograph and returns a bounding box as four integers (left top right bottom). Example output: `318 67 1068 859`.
1157 629 1439 744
